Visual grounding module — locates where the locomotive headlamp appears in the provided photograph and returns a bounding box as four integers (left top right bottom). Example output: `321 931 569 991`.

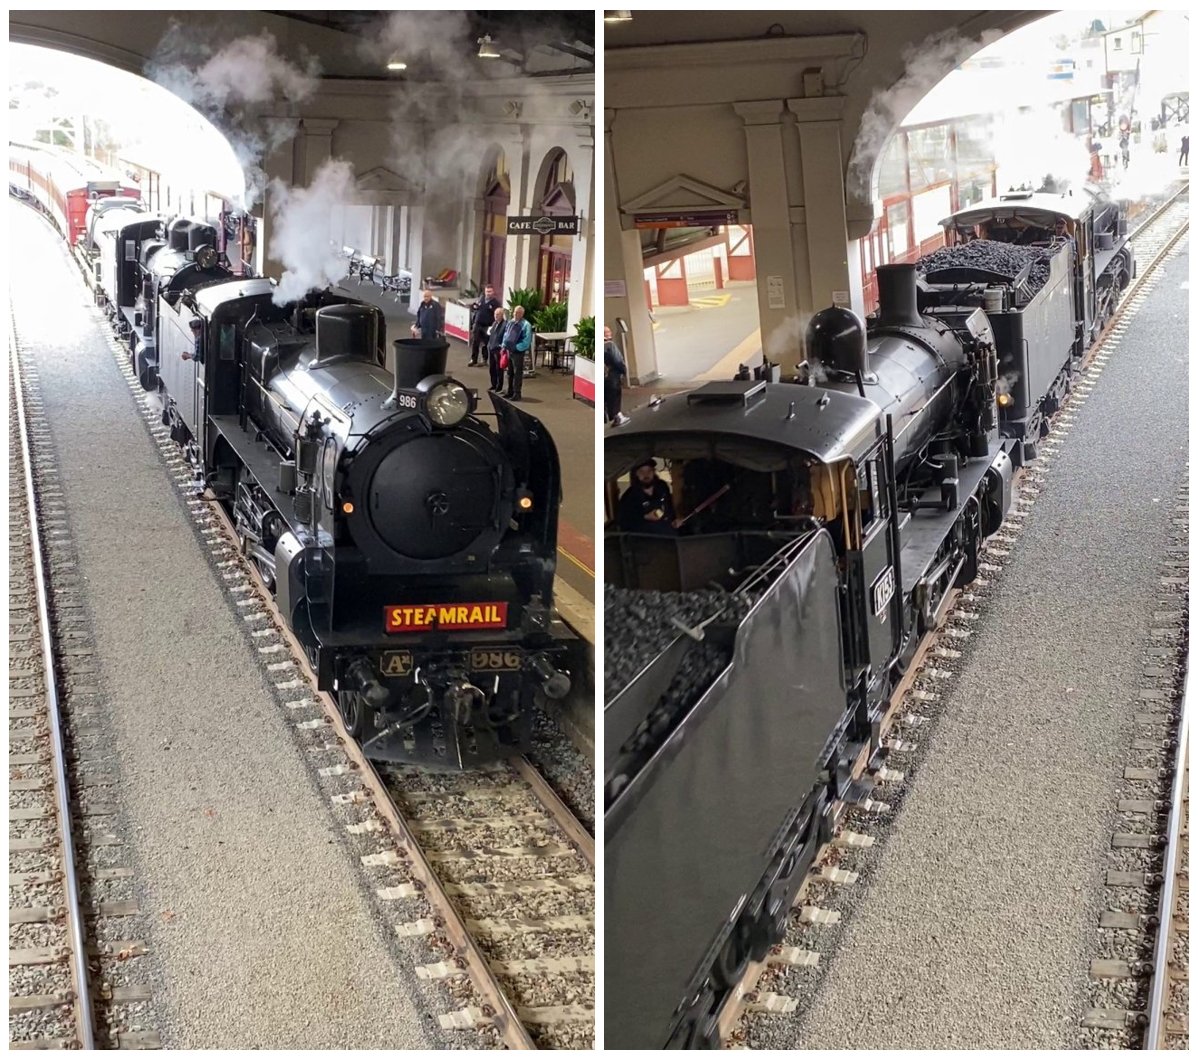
342 500 355 514
516 489 534 511
426 380 471 427
997 393 1013 407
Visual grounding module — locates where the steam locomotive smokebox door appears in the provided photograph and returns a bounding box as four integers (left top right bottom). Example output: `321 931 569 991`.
392 337 449 385
369 434 498 559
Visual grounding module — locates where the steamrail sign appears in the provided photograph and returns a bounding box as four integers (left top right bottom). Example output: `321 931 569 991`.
507 215 579 236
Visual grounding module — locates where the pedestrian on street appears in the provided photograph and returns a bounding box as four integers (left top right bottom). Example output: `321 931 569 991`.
604 325 629 426
1180 135 1189 167
502 305 533 401
486 307 508 392
469 284 501 366
411 288 444 342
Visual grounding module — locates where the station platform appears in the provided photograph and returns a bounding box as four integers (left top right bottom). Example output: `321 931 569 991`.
333 277 595 609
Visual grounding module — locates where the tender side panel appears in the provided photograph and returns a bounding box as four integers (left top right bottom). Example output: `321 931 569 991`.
605 532 847 1048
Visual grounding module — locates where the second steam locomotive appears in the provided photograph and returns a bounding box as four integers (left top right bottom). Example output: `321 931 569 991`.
604 187 1134 1046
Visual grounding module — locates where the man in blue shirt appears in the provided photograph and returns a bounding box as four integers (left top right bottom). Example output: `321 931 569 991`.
502 305 533 401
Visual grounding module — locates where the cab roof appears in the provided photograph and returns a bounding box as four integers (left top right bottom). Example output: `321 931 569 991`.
942 189 1098 229
605 379 882 478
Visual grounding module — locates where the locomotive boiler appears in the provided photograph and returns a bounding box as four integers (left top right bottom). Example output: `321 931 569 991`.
604 264 1017 1047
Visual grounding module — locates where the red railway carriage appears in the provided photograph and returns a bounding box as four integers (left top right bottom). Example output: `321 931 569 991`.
9 141 139 245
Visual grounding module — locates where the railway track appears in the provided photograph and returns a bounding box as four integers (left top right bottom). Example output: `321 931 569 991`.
8 327 163 1049
1144 673 1189 1050
14 206 596 1048
722 181 1190 1047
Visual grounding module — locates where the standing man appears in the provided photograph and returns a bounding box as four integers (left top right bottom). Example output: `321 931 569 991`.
1180 134 1189 168
411 288 444 342
604 324 629 426
469 284 501 366
502 305 533 401
486 307 508 392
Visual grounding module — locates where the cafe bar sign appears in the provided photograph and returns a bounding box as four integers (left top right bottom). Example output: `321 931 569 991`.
507 215 579 236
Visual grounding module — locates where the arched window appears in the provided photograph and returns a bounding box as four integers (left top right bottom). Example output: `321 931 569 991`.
480 150 509 294
536 148 575 305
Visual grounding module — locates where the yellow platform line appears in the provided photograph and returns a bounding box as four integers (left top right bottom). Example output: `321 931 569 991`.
559 546 595 579
697 327 764 381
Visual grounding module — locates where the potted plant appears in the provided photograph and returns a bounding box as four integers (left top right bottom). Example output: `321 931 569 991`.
572 315 596 404
533 301 568 334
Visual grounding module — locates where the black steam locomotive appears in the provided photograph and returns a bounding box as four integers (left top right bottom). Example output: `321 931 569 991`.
88 211 572 769
603 217 1130 1044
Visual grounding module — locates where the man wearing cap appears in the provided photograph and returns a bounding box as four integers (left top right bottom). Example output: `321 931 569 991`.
182 318 204 364
617 459 677 535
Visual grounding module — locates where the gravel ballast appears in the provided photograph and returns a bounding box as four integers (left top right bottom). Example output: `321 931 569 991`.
10 203 447 1047
764 240 1189 1049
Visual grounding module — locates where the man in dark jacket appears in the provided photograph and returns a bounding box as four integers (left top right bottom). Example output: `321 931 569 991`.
486 307 508 392
617 459 676 535
469 284 501 366
603 324 629 425
502 305 533 401
411 289 444 342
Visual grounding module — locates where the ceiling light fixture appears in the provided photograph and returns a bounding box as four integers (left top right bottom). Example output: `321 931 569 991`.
386 57 407 71
477 35 501 59
605 11 634 23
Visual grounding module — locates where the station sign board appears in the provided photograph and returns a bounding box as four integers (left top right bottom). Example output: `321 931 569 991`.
633 209 741 229
507 215 579 236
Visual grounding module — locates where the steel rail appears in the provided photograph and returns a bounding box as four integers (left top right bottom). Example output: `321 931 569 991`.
9 317 96 1050
1128 181 1189 242
716 187 1190 1048
202 497 543 1049
1144 658 1189 1048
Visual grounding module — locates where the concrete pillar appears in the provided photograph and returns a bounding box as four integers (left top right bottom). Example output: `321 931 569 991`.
258 117 297 282
467 196 486 292
566 126 595 330
406 205 425 313
397 205 409 271
579 142 596 322
502 126 532 301
790 99 854 313
603 109 658 384
298 117 340 185
733 100 796 353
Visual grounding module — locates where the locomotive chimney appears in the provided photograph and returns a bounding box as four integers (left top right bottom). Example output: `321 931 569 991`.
391 338 449 389
876 264 923 328
166 218 191 252
383 338 450 410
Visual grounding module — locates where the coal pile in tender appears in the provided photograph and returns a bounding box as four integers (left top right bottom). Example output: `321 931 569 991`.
605 586 763 802
604 586 734 701
917 239 1058 299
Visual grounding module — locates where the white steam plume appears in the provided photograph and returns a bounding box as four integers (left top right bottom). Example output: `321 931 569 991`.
991 107 1092 195
848 28 1005 202
763 314 813 373
269 159 357 305
146 25 321 208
